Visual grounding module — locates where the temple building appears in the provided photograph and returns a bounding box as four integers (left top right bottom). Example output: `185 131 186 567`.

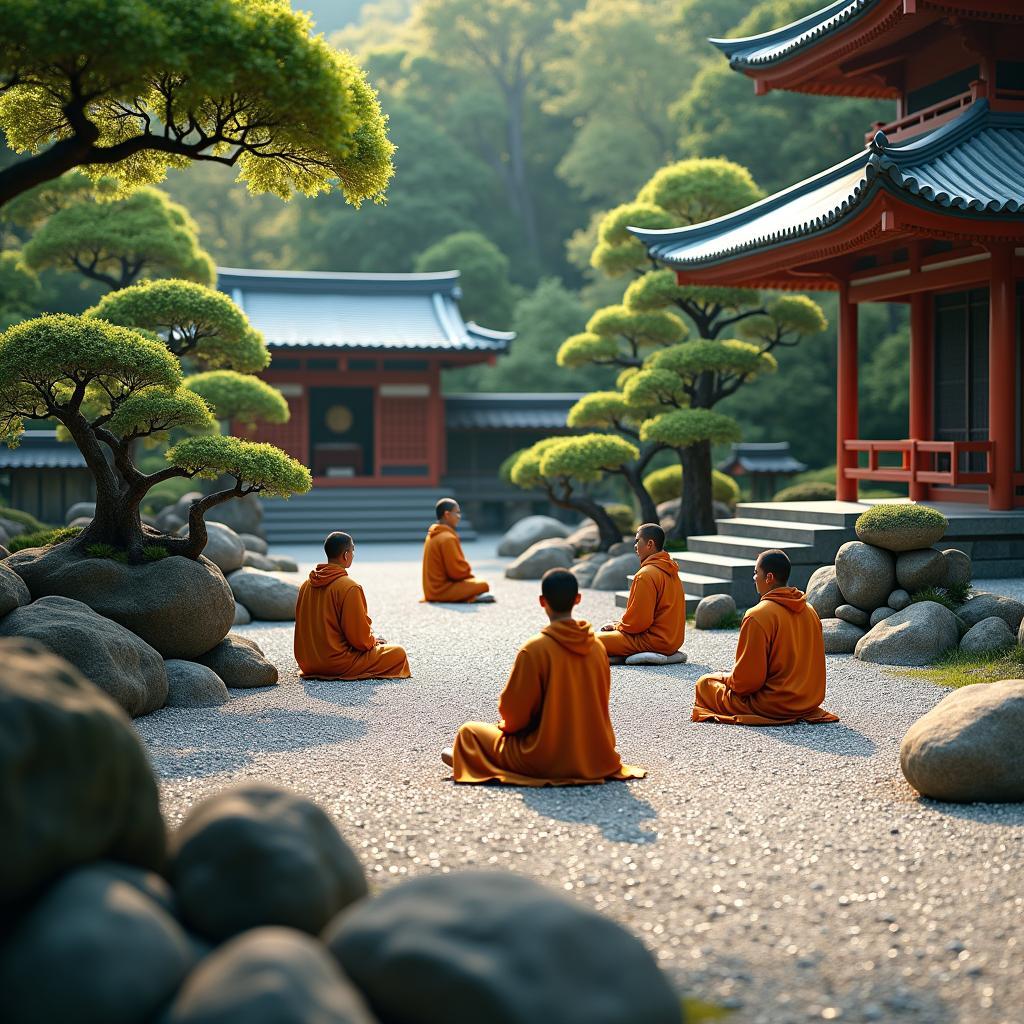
631 0 1024 511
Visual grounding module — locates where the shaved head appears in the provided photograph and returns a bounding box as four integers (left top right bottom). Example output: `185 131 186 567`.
756 548 791 584
541 568 579 613
435 498 459 520
324 531 353 560
636 522 665 550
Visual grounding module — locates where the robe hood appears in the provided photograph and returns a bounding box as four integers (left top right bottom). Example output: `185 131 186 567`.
427 523 456 539
642 549 679 577
761 587 807 613
307 563 349 589
541 618 596 656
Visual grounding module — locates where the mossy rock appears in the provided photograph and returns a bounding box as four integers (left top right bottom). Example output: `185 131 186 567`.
773 481 835 502
854 504 947 552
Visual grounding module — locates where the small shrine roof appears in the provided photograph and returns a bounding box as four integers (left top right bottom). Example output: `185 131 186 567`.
445 394 584 430
718 442 807 475
629 102 1024 271
0 431 86 470
217 267 514 353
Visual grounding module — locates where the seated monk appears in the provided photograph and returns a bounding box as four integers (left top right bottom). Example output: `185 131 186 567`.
422 498 493 603
443 568 645 786
294 531 411 681
692 549 838 726
597 523 684 659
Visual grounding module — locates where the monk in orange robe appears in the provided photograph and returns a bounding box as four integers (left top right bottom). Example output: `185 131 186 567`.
294 531 411 681
422 498 493 603
443 568 645 786
693 549 837 726
597 523 685 659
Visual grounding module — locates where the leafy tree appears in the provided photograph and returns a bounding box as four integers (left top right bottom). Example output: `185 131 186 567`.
183 370 288 428
643 463 740 507
0 251 39 329
0 0 393 208
0 314 310 561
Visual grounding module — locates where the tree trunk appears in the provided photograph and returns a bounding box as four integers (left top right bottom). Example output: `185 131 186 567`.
546 489 621 551
671 442 716 541
162 486 244 560
618 465 659 527
502 75 540 265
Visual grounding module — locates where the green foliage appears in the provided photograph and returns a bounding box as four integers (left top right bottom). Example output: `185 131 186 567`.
773 481 835 502
107 388 217 440
85 542 129 563
855 504 948 537
646 339 775 381
557 332 620 368
0 251 40 328
622 369 686 413
508 436 567 490
640 408 741 448
143 544 170 562
604 502 636 534
903 645 1024 690
142 476 196 514
592 203 676 276
637 157 763 224
0 0 394 207
945 579 973 607
567 392 633 429
184 371 289 427
587 305 687 348
166 435 312 498
0 505 46 532
8 525 82 552
909 588 961 614
643 464 741 506
539 434 641 483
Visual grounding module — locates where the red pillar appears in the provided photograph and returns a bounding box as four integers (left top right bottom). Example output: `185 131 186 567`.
988 245 1017 510
908 291 932 501
836 282 859 502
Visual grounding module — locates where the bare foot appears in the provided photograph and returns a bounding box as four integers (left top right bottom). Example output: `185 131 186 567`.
441 748 454 768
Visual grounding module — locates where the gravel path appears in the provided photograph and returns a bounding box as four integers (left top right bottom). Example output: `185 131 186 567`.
135 541 1023 1024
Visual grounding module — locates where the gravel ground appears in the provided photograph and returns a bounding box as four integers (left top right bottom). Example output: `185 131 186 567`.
135 541 1024 1024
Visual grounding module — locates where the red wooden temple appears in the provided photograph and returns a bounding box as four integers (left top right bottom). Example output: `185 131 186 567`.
631 0 1024 510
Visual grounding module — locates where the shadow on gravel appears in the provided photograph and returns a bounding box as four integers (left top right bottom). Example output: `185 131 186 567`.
912 798 1024 825
763 721 876 757
301 676 410 708
521 783 658 844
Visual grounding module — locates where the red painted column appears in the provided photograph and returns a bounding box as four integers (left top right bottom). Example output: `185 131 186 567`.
836 281 859 502
908 291 932 501
988 245 1017 510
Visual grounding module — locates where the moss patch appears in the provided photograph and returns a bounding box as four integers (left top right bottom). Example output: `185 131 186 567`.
899 646 1024 689
855 503 946 534
8 525 81 552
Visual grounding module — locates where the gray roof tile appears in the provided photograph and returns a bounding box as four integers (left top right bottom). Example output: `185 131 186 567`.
0 431 86 469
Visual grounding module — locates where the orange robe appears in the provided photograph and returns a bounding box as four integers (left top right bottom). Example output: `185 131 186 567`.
597 549 685 657
692 586 838 726
422 522 489 603
294 564 411 681
452 618 645 786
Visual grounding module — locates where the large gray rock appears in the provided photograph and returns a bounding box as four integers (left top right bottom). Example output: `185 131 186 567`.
591 552 641 591
0 514 27 538
504 538 575 580
176 522 246 574
165 660 230 708
195 634 279 689
855 511 947 552
0 596 167 717
0 638 165 907
0 541 9 559
233 601 251 625
271 555 299 573
569 559 601 589
207 493 264 538
940 548 972 591
69 515 94 530
834 541 896 611
65 501 96 524
0 559 30 616
6 544 235 660
566 521 600 554
854 601 961 667
821 618 864 654
835 604 869 628
162 927 377 1024
497 516 572 558
170 784 367 942
900 679 1024 802
895 548 946 593
607 540 635 557
239 532 269 555
695 594 737 629
0 863 193 1024
959 616 1015 655
956 592 1024 633
323 871 680 1024
869 606 896 628
227 568 299 621
806 564 843 620
242 549 278 571
888 589 911 611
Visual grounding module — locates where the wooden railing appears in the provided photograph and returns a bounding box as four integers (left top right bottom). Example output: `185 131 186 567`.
843 439 994 488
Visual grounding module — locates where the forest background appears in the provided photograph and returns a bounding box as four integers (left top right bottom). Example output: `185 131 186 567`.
0 0 910 474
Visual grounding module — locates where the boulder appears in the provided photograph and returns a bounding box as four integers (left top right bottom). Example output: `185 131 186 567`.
160 512 186 535
569 559 600 589
242 549 278 571
271 555 299 573
714 500 734 520
170 783 368 942
233 601 252 626
0 560 30 616
6 544 235 660
69 515 94 529
694 594 737 629
227 568 299 621
854 601 961 667
895 548 946 593
207 493 264 538
0 514 27 538
591 552 640 591
0 542 9 559
806 564 843 620
323 871 680 1024
624 651 687 665
821 618 864 654
0 638 165 906
607 540 635 557
504 538 575 580
195 634 279 689
162 927 377 1024
497 515 573 558
940 548 972 591
834 541 896 611
835 604 869 628
956 592 1024 634
165 660 230 708
239 532 269 555
0 597 167 717
959 616 1015 655
65 500 96 524
0 863 193 1024
855 510 947 552
900 678 1024 802
888 589 911 611
566 522 600 554
175 522 246 574
869 606 896 628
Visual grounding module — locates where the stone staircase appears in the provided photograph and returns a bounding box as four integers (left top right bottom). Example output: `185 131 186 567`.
616 501 865 614
261 487 477 544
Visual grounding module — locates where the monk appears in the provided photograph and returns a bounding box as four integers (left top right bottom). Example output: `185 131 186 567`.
294 531 411 681
597 523 685 659
692 549 838 726
443 568 645 786
422 498 494 603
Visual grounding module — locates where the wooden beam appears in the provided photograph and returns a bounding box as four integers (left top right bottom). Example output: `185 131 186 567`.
987 244 1017 509
836 281 860 502
908 290 932 500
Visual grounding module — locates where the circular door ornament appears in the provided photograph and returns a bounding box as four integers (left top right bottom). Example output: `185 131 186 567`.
326 404 353 433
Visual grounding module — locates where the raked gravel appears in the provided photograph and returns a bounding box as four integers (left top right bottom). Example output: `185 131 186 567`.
134 540 1023 1024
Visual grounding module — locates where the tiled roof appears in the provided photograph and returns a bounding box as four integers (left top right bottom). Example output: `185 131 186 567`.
445 394 583 430
629 103 1024 269
718 442 807 475
217 268 514 353
0 431 86 469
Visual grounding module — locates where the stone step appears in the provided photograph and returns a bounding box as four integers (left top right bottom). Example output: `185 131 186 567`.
686 534 819 563
736 501 866 527
674 551 758 582
718 517 850 547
